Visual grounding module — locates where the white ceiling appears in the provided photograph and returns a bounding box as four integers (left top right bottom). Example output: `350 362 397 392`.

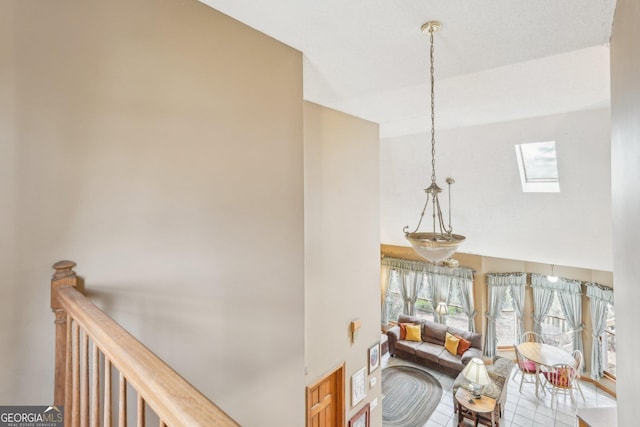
199 0 616 137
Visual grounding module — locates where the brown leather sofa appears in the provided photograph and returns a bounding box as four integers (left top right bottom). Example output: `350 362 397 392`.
386 314 483 376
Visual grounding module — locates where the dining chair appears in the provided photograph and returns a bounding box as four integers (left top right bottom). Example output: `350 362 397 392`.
541 363 578 408
570 349 586 401
520 331 545 343
513 345 544 395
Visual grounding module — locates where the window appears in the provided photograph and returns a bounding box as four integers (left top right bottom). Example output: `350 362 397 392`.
496 287 517 347
445 281 469 330
604 303 616 377
515 141 560 192
384 270 469 330
541 291 574 352
415 273 434 322
386 270 404 323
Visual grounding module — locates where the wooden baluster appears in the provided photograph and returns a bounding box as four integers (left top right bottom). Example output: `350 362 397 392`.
65 315 72 427
51 260 78 406
104 359 112 427
91 343 100 427
137 395 145 427
72 321 80 427
119 372 127 427
81 332 89 426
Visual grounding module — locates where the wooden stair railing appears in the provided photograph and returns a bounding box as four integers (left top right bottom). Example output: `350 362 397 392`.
50 260 240 427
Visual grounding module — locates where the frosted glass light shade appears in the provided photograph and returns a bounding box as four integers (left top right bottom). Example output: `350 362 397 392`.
405 232 465 264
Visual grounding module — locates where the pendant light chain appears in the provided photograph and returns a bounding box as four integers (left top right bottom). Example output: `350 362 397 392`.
404 21 465 265
429 28 437 185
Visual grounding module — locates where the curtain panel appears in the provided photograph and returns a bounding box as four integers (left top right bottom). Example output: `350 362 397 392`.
530 274 582 293
380 263 392 326
586 282 614 380
457 277 476 332
531 274 583 352
484 273 527 355
399 270 420 316
531 274 562 335
483 284 507 357
428 271 451 324
381 257 474 280
557 290 585 360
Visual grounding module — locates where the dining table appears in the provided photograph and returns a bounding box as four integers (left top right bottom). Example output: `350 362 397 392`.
515 341 576 397
516 342 575 367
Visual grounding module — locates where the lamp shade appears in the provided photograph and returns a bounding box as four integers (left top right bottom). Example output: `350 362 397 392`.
436 302 448 316
461 358 492 386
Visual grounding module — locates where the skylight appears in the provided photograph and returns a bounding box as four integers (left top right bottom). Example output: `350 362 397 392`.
515 141 560 193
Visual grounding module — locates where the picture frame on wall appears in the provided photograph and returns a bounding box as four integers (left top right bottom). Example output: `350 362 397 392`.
348 403 370 427
351 367 367 406
368 342 380 374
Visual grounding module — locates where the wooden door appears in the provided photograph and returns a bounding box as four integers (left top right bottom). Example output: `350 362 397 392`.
306 364 344 427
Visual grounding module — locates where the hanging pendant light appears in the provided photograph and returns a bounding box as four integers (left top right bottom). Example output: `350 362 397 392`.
403 21 466 264
547 264 559 282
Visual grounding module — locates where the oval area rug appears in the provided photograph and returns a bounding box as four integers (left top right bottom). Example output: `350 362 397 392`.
381 365 442 427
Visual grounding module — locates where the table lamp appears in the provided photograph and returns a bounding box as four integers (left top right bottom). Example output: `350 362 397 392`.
436 302 448 323
461 357 492 399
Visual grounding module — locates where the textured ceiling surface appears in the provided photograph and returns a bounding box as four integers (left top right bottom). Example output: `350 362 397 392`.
200 0 616 137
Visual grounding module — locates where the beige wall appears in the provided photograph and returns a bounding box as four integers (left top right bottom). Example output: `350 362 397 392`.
304 102 381 426
3 1 304 425
0 0 19 400
610 0 640 423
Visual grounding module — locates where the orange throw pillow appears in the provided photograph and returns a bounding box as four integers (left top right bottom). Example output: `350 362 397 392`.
399 323 413 340
456 336 471 355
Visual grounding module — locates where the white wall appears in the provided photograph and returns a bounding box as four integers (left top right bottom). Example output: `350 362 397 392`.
610 0 640 424
3 1 304 425
381 108 612 271
304 102 381 426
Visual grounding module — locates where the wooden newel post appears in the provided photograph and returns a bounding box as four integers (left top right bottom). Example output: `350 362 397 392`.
51 260 78 406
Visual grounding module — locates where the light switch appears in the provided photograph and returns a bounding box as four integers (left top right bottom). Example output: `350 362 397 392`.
369 376 377 388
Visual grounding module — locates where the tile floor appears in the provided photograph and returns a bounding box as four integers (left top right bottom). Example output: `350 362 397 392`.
382 354 617 427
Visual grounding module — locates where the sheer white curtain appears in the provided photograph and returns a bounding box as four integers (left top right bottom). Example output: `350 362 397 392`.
380 262 392 326
586 282 614 380
556 278 584 356
484 273 526 356
530 274 556 335
504 273 527 344
399 269 420 316
428 271 450 324
511 282 526 344
484 278 508 357
457 277 476 332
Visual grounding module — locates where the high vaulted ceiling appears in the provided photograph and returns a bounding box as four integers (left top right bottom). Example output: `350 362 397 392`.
199 0 617 271
199 0 616 137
